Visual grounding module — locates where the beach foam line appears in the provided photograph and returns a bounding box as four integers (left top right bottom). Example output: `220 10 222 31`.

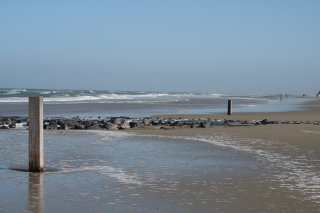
60 165 143 185
302 130 320 134
132 133 320 204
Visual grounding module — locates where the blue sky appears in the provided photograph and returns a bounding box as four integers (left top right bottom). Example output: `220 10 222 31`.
0 0 319 94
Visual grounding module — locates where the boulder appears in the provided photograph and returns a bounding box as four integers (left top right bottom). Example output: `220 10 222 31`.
110 117 123 125
119 120 130 130
0 125 9 129
9 123 16 128
74 124 85 130
106 122 118 130
199 121 210 128
4 117 12 124
129 121 138 128
60 123 69 130
142 118 150 126
44 124 59 130
261 119 268 125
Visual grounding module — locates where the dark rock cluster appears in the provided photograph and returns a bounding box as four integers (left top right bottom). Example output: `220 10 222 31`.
0 116 319 130
0 116 27 129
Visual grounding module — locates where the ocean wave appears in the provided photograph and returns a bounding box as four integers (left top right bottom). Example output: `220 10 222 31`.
0 88 280 106
0 97 28 103
0 89 226 104
0 89 27 96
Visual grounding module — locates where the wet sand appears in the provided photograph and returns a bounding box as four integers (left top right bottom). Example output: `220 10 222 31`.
0 99 319 212
126 99 320 211
131 99 320 140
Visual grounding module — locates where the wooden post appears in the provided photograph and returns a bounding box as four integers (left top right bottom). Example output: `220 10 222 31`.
227 99 232 115
29 97 44 172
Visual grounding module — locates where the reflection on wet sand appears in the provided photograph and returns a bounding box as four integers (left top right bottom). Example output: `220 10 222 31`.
28 173 44 213
1 130 319 212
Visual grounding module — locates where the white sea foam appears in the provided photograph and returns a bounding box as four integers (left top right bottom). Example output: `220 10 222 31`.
62 165 142 185
40 91 53 95
0 97 28 103
15 123 28 129
0 89 27 96
240 104 256 108
92 130 131 142
0 91 224 104
302 130 320 134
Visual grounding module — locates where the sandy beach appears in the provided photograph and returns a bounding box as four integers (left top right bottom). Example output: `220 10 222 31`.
123 99 320 211
1 98 319 212
129 99 320 146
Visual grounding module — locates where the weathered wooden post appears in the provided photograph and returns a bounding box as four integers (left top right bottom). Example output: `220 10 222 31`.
29 97 44 172
227 99 232 115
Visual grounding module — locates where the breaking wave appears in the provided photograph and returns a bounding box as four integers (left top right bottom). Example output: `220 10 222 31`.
0 88 228 104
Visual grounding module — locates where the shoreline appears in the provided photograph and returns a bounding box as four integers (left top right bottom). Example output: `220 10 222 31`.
1 99 319 130
127 99 320 147
1 99 320 210
2 99 318 155
125 99 320 208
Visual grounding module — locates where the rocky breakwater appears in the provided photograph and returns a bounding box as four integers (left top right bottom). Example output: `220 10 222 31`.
0 116 319 130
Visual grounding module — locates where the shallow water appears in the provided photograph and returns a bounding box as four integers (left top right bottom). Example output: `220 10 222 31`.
0 130 319 212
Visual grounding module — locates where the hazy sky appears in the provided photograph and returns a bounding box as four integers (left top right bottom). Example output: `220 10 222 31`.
0 0 319 94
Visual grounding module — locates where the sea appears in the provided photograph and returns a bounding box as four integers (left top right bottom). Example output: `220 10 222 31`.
0 88 308 118
0 88 319 212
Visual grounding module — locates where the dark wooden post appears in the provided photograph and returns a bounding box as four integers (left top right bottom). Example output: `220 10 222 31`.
227 99 232 115
29 97 44 172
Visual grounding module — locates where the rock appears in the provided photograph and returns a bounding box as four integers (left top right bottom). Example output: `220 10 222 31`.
65 120 81 129
60 123 69 130
44 124 59 130
269 121 279 124
4 118 12 124
74 124 85 130
9 123 16 128
83 120 99 129
261 119 268 125
142 118 150 126
129 121 139 128
199 121 210 128
119 120 130 130
241 120 250 125
211 120 225 126
106 122 118 130
151 119 160 126
110 117 124 125
0 125 9 129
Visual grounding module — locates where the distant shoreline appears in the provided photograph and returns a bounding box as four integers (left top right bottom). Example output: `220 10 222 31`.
1 99 319 131
126 99 320 158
